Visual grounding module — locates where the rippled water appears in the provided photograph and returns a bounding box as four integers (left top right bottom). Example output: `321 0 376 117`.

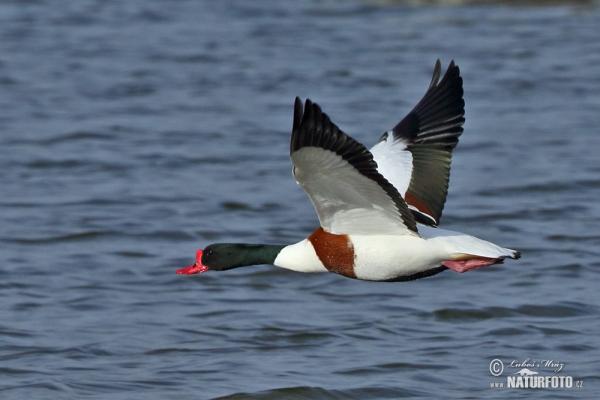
1 1 599 399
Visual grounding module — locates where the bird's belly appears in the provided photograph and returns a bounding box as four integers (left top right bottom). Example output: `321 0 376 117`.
351 235 449 281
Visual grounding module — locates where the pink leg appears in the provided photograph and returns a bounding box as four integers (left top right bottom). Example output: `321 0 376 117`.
442 257 503 273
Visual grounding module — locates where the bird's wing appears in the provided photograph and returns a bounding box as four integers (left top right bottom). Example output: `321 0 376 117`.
370 60 465 226
290 97 418 236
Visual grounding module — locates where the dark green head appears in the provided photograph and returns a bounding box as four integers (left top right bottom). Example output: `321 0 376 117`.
176 243 285 275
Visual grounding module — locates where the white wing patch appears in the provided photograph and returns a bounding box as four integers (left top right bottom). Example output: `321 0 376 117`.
292 146 417 236
371 135 438 226
370 132 413 197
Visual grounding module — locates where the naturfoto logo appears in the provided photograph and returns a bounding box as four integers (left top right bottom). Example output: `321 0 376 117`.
488 358 583 390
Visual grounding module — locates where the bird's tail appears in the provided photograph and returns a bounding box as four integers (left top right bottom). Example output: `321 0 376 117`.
420 226 520 273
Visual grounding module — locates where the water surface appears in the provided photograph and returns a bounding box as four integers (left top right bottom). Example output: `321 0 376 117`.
1 1 599 399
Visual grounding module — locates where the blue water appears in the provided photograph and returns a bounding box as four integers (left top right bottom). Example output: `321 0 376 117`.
1 1 599 399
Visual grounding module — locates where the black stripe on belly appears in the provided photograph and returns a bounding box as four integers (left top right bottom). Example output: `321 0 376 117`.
382 266 448 282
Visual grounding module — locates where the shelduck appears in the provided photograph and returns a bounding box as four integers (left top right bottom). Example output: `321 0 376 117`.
177 60 520 282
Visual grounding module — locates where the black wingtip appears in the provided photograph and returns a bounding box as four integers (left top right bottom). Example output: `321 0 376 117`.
392 59 464 146
428 59 459 89
429 59 442 89
293 97 304 132
444 60 461 89
436 60 460 86
292 97 304 154
291 97 339 155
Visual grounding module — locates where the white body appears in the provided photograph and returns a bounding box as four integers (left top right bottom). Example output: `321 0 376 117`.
274 226 516 281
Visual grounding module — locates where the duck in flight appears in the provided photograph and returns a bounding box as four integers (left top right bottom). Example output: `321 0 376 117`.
176 60 520 282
